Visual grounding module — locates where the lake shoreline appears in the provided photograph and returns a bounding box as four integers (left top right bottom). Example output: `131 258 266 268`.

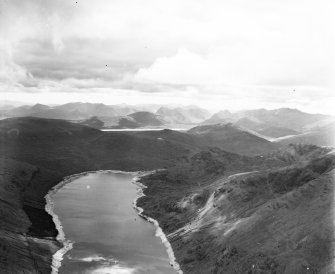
132 173 183 274
45 169 182 274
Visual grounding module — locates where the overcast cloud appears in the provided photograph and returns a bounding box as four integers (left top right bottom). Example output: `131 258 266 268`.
0 0 334 113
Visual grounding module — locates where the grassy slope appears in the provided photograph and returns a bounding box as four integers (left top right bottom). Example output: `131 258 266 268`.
137 145 335 274
1 117 333 274
276 126 335 147
0 117 192 273
187 123 279 156
128 123 279 156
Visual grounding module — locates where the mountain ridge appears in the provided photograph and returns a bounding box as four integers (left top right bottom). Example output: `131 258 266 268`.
0 117 334 273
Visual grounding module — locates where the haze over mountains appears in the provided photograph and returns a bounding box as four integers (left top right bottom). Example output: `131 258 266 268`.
2 0 334 272
203 108 331 132
1 102 334 147
0 103 211 129
202 108 335 146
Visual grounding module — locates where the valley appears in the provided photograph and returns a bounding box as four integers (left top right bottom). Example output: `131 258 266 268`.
0 110 334 274
2 1 334 273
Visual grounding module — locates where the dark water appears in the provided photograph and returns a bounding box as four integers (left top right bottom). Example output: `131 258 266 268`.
52 172 175 274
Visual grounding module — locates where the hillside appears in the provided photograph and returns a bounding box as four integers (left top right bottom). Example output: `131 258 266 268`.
235 118 300 138
137 145 335 273
0 117 334 274
126 123 280 156
1 117 191 172
203 108 331 133
0 117 194 273
201 110 232 125
0 158 61 273
275 123 335 147
187 123 279 155
78 116 104 129
103 111 165 129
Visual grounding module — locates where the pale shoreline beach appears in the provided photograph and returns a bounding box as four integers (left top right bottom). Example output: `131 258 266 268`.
45 170 182 274
132 174 183 274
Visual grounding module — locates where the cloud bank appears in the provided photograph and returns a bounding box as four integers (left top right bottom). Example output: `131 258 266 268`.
0 0 334 113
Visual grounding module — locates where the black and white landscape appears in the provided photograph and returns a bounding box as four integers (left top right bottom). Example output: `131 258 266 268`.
1 0 334 274
1 104 334 273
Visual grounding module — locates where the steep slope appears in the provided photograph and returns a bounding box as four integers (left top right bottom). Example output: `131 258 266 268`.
275 123 335 147
201 110 233 125
0 117 194 273
263 108 329 131
235 118 300 138
78 116 105 129
1 117 333 274
128 111 165 126
53 102 118 118
0 158 61 274
126 123 281 156
109 111 166 128
188 123 279 155
203 108 331 132
1 117 191 173
138 145 335 274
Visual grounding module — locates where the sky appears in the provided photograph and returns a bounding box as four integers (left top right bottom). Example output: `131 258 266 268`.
0 0 334 114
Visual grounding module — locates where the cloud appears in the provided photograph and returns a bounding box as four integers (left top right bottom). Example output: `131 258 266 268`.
0 0 334 114
134 39 333 88
135 49 212 85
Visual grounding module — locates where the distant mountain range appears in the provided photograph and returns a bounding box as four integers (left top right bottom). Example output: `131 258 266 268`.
1 103 334 147
202 108 334 145
157 106 211 124
203 107 331 132
2 103 137 120
1 103 211 128
109 111 165 129
234 117 300 138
